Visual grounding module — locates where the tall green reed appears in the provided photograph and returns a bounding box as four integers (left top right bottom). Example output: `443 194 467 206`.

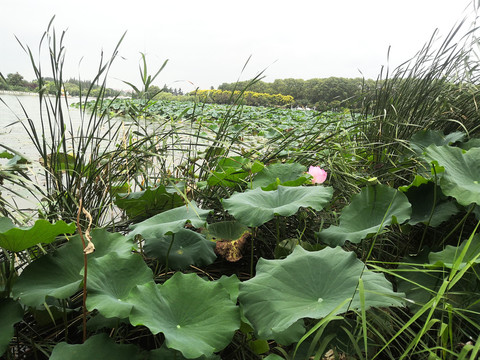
357 14 480 185
14 18 156 227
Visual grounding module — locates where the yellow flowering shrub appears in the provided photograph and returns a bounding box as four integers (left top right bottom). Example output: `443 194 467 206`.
191 89 294 107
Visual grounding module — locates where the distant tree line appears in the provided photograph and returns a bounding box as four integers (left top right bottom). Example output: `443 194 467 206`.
218 77 377 110
192 89 295 107
0 72 37 92
128 84 185 100
0 72 123 97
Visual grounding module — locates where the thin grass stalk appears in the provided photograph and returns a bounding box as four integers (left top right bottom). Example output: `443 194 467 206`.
76 197 88 343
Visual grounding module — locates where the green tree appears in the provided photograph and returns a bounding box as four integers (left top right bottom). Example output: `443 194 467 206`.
6 73 26 87
0 73 9 90
145 85 161 100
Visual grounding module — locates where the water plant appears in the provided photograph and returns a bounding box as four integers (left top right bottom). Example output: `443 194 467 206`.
1 12 480 360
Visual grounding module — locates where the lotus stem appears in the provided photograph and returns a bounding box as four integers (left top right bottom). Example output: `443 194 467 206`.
276 216 280 248
76 197 94 343
165 233 175 280
250 228 256 277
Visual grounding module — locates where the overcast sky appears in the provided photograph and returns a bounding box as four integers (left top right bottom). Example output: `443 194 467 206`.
0 0 477 92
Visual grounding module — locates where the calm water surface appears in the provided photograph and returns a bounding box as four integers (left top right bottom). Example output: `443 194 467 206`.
0 93 102 213
0 93 83 159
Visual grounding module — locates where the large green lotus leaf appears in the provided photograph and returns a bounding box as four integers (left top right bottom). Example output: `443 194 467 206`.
396 250 445 311
143 228 216 270
0 299 24 356
216 274 240 303
459 138 480 151
86 252 154 318
128 202 211 238
251 162 309 190
318 184 411 246
271 320 306 346
115 185 184 220
11 236 84 307
204 221 251 262
263 355 284 360
204 221 250 242
423 145 480 206
12 229 135 307
86 313 129 331
50 333 141 360
207 156 263 187
85 228 136 257
238 246 404 341
429 235 480 269
223 185 333 227
399 175 459 226
409 130 465 155
127 273 240 358
148 345 220 360
0 217 76 252
208 167 249 187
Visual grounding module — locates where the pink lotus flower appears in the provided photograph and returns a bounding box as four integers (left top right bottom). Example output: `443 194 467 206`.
308 166 327 184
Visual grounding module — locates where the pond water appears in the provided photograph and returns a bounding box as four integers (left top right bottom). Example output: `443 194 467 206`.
0 93 83 159
0 93 115 215
0 92 182 217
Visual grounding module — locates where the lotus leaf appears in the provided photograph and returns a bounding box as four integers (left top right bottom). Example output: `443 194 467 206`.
86 313 129 331
409 130 465 155
429 235 480 269
128 202 211 239
263 355 284 360
148 345 220 359
50 333 141 360
0 217 76 252
12 229 135 307
223 185 333 227
396 251 445 311
207 156 263 187
423 145 480 206
86 252 154 318
1 152 29 166
318 184 411 246
459 138 480 151
127 273 240 358
205 221 250 242
144 228 216 270
115 185 184 220
205 221 251 262
216 274 240 303
0 299 24 356
399 175 458 226
251 162 309 190
238 246 404 341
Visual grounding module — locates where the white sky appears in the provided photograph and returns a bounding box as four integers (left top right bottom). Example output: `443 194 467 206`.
0 0 477 92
